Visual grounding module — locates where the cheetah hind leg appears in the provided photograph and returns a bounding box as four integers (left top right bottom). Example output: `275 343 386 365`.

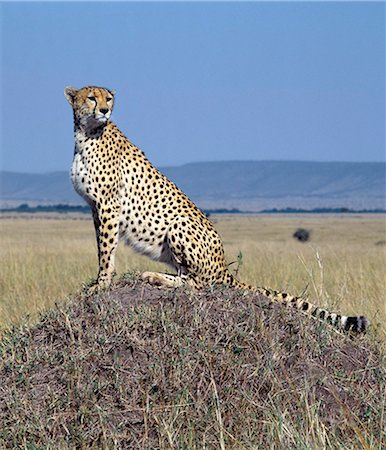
141 271 194 288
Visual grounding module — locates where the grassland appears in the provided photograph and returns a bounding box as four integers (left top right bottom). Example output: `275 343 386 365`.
0 213 385 448
0 213 385 332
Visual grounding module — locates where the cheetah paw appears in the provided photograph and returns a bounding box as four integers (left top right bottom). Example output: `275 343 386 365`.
141 271 164 286
84 279 112 295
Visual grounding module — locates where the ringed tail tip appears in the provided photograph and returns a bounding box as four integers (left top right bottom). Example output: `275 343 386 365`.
341 315 370 333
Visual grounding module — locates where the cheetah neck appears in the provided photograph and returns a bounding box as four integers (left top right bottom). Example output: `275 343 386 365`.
73 114 109 139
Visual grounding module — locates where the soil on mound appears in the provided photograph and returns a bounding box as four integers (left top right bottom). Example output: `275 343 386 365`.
0 278 384 449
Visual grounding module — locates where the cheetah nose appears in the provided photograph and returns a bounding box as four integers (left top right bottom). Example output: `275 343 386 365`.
100 108 109 115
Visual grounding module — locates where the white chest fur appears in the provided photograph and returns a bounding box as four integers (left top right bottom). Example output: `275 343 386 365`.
70 138 93 204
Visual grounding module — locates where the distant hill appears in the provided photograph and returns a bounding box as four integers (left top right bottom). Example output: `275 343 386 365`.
1 161 385 211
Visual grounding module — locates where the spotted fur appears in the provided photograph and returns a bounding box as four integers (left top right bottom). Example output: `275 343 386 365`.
65 86 369 333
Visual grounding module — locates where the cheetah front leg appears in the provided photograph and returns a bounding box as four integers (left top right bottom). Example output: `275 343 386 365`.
91 201 120 291
91 206 101 263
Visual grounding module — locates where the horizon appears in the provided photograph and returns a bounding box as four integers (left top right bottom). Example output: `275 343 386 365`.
1 2 384 173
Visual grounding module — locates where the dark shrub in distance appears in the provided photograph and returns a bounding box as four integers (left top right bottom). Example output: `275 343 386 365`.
293 228 311 242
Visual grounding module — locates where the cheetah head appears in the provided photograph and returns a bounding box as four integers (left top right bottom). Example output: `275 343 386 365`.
64 86 115 130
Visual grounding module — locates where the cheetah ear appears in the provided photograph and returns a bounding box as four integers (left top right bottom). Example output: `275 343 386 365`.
64 86 78 106
110 89 116 96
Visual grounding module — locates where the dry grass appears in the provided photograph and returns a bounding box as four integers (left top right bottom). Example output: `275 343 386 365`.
0 213 385 332
215 214 386 332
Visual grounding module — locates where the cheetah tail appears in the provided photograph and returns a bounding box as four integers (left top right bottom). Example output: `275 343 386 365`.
222 271 370 333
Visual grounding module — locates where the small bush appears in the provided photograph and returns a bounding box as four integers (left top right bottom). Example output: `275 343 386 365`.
293 228 311 242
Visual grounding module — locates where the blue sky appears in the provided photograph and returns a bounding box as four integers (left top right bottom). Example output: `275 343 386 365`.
1 1 384 173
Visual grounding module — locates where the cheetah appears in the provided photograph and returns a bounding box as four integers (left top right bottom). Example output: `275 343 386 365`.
65 85 369 333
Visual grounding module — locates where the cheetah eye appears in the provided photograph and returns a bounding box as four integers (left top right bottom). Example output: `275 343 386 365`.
88 96 96 101
106 97 113 102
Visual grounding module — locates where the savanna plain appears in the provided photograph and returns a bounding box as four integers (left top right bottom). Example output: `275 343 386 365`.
0 213 385 448
0 214 384 331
